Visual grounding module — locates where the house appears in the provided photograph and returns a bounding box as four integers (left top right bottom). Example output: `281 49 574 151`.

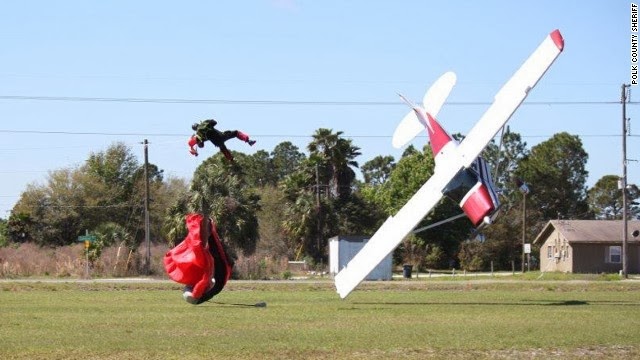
329 235 393 280
533 220 640 274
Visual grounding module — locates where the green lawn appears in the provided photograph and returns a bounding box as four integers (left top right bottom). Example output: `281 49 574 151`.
1 279 639 359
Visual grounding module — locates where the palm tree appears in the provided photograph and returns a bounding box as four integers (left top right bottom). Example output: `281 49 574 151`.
307 128 361 199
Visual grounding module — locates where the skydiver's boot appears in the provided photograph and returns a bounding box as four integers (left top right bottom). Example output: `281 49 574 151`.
187 135 199 156
236 131 256 146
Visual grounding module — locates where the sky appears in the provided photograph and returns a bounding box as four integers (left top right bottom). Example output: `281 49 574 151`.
0 1 636 217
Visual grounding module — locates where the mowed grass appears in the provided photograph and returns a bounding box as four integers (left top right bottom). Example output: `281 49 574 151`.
1 279 640 359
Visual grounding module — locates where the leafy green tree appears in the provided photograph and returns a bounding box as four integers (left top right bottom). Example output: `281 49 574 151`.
255 186 290 258
401 145 419 158
6 212 31 243
482 129 529 195
458 239 487 271
400 234 427 269
271 141 306 183
84 142 139 208
361 155 395 186
9 142 172 249
368 145 434 214
0 218 7 247
424 244 445 269
588 175 640 219
332 192 385 236
515 132 591 233
11 168 85 246
478 208 523 271
238 150 276 187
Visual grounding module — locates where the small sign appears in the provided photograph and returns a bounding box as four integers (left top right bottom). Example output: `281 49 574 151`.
78 235 96 242
524 243 531 254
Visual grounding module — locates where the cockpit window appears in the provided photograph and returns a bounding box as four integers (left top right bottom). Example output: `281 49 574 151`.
443 168 479 203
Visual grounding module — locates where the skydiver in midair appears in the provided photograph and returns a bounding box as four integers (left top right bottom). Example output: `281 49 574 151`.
188 119 256 161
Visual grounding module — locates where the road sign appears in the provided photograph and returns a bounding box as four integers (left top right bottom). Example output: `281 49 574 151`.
77 235 96 242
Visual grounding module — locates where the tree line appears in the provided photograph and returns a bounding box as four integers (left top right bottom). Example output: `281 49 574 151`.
1 128 638 273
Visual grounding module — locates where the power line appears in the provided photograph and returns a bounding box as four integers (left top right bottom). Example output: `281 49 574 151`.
36 204 141 209
0 94 633 106
0 129 629 139
0 129 181 137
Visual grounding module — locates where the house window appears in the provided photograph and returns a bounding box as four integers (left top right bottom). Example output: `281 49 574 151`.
608 246 621 263
547 245 553 259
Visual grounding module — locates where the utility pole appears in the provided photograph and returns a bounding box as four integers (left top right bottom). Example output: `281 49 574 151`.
522 191 526 273
315 164 321 256
315 164 320 207
621 84 630 279
516 178 530 273
143 139 151 275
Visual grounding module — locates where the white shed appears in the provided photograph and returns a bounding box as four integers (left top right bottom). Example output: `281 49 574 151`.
329 235 393 280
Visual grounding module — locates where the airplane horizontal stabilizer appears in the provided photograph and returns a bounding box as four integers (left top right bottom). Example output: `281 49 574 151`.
392 72 456 149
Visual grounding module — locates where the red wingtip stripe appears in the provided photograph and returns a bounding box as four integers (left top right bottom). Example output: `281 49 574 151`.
550 29 564 51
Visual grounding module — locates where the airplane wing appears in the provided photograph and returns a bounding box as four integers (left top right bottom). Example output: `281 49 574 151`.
334 30 564 299
335 165 457 299
457 30 564 168
392 71 457 149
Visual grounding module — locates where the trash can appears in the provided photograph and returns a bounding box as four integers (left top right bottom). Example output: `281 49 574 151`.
402 264 413 278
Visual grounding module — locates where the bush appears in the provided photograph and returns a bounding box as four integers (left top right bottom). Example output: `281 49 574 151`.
0 243 84 277
0 242 169 278
233 255 288 280
0 242 292 280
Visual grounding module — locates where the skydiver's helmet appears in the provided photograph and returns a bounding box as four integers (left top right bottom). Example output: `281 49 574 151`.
191 123 199 131
182 285 198 304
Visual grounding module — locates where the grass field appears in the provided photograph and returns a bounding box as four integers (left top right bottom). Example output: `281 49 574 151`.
1 277 640 359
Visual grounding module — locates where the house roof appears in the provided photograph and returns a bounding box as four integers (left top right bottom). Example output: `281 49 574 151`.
533 220 640 244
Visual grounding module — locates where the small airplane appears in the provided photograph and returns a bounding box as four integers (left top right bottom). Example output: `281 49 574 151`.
334 29 565 299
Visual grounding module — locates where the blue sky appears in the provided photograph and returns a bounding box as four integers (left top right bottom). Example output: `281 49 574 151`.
0 1 635 217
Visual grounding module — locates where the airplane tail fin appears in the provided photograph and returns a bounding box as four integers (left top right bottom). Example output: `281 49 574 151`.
424 113 453 157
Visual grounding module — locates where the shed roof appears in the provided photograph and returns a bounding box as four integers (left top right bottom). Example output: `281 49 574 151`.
328 235 370 243
533 220 640 244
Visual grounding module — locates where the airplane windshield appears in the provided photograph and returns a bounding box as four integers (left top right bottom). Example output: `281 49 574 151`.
443 168 479 204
